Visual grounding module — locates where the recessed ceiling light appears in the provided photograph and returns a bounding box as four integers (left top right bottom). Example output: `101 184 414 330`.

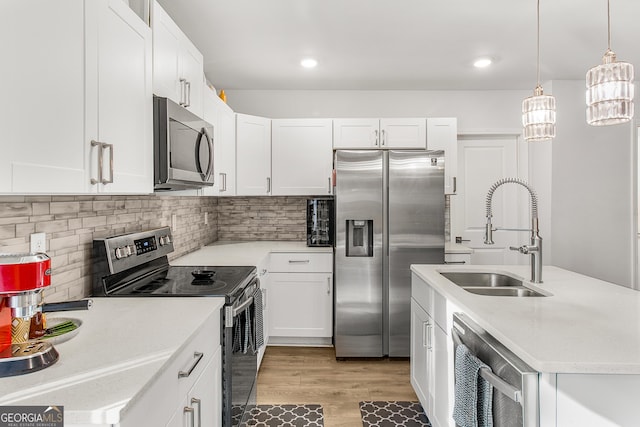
473 58 493 68
301 58 318 68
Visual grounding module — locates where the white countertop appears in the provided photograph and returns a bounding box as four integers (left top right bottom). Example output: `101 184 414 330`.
411 264 640 375
171 240 332 267
0 297 224 425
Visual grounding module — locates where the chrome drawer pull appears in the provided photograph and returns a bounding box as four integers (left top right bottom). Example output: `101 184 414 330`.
178 351 204 378
288 259 310 264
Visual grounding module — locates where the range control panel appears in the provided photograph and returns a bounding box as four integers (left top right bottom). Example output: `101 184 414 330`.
94 227 174 274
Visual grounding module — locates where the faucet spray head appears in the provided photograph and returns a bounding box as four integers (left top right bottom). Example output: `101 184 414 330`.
484 219 495 245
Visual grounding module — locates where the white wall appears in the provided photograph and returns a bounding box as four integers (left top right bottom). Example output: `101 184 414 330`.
226 89 528 132
550 80 636 288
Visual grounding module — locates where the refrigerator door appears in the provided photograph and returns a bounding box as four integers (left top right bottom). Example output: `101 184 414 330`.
387 150 444 357
334 150 384 357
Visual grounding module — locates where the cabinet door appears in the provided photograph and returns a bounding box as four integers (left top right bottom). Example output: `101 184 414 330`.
332 119 380 149
268 272 332 338
432 324 451 427
272 119 333 196
151 1 181 104
90 0 153 193
188 349 222 427
179 38 204 118
215 99 237 196
1 1 87 193
427 118 457 195
236 114 271 195
410 299 431 412
380 118 427 149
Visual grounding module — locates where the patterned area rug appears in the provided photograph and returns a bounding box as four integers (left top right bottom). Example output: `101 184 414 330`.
244 404 324 426
360 401 431 427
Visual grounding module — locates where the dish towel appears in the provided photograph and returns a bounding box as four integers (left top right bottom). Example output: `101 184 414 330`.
232 310 243 353
243 303 253 354
452 343 494 427
252 288 264 352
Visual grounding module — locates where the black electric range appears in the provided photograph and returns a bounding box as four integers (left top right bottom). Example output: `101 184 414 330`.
91 227 260 427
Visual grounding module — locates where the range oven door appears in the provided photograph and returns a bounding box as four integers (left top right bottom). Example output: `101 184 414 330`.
222 277 261 427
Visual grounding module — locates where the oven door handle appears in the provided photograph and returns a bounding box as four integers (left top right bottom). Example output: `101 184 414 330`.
232 296 254 317
452 327 522 404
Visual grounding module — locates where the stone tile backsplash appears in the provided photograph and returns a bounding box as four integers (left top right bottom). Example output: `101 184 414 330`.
0 195 217 302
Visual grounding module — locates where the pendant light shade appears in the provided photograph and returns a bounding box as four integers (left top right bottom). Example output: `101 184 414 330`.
522 0 556 142
586 0 634 126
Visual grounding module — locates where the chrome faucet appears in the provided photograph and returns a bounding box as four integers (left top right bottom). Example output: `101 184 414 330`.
484 178 543 283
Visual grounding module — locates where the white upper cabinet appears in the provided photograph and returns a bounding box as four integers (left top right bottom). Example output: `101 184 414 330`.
236 114 272 196
333 118 427 149
152 1 203 118
0 0 153 194
271 119 333 196
427 118 458 195
202 88 236 196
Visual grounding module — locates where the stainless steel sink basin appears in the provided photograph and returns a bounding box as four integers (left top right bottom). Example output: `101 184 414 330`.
440 272 523 288
439 271 547 297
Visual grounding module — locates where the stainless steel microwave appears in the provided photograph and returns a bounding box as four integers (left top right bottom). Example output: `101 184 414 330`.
153 96 214 191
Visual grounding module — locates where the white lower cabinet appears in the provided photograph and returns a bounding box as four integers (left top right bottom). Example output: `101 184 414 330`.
119 312 221 427
267 252 333 345
410 297 450 427
166 349 222 427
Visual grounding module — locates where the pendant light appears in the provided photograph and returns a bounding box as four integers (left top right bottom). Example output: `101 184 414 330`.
522 0 556 142
586 0 634 126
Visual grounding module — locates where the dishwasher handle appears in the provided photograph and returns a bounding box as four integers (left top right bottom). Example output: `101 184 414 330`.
451 327 523 404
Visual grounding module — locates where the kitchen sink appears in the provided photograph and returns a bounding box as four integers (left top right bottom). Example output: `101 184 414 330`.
439 271 548 297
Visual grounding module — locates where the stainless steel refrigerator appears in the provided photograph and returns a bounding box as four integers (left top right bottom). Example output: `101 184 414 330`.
334 150 445 358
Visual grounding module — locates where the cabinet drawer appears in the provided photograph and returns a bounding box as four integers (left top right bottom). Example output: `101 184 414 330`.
411 273 447 331
269 252 332 273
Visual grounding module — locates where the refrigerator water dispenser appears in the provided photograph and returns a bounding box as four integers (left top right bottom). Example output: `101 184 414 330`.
346 220 373 257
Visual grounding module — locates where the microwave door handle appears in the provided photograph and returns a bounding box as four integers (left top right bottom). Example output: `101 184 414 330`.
194 131 205 179
202 127 214 181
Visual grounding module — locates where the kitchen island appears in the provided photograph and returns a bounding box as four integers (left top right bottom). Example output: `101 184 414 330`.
411 264 640 427
0 297 224 426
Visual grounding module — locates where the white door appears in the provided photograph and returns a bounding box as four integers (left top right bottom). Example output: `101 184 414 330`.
151 2 181 104
451 135 527 265
93 0 153 194
271 119 333 196
236 114 271 195
179 39 204 117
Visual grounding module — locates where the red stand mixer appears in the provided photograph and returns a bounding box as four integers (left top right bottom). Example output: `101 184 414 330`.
0 253 58 376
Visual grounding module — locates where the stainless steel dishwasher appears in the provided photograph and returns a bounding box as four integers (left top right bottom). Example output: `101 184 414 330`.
451 313 539 427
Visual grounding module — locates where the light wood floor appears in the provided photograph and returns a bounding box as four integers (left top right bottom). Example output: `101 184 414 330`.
256 346 418 427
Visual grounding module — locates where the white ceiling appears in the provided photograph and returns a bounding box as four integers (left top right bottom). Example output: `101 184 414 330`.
157 0 640 91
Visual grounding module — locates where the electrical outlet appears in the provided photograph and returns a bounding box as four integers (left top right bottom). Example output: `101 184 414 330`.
204 212 208 225
30 233 46 253
171 214 177 231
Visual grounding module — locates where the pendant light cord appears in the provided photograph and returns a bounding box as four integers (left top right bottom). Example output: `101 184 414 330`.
536 0 541 86
607 0 611 51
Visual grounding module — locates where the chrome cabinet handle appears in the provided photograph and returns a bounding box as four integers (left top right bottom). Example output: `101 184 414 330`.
266 177 271 193
178 352 204 378
381 129 386 146
327 277 331 295
102 142 114 184
184 406 195 427
453 176 457 193
328 177 332 194
288 259 310 264
422 321 429 348
262 288 267 310
444 260 466 265
426 322 433 350
179 78 187 106
185 81 191 107
374 129 379 146
90 141 113 185
191 397 201 427
90 140 103 185
220 173 227 192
